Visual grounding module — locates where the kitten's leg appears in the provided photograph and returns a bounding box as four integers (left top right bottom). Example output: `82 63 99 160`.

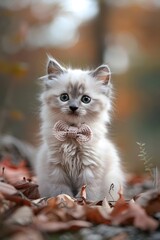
48 165 74 197
36 146 73 197
76 166 101 201
37 164 73 197
76 164 124 201
76 170 124 202
103 169 125 202
101 141 125 202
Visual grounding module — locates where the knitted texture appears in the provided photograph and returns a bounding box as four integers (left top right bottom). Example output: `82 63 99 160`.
53 120 92 144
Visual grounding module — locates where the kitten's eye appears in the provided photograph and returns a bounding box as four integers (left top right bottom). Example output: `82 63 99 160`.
81 95 91 104
60 93 69 102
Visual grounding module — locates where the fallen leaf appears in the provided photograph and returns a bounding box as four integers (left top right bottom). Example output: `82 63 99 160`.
32 197 48 207
66 204 86 220
34 219 92 232
36 204 74 222
110 191 129 218
5 206 33 225
80 184 87 200
14 178 40 199
4 195 31 207
110 191 159 231
111 202 159 231
47 194 76 209
85 205 110 224
135 190 160 216
0 181 17 196
35 204 64 221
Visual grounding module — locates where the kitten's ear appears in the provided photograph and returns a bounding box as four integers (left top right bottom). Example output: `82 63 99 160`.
90 65 111 84
39 57 66 90
47 57 66 78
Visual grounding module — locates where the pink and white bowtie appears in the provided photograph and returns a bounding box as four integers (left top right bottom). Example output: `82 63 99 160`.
53 120 92 144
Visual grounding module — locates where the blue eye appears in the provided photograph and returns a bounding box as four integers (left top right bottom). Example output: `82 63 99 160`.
60 93 69 102
81 95 91 104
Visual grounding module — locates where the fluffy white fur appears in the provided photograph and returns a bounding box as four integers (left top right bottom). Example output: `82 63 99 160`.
36 58 125 201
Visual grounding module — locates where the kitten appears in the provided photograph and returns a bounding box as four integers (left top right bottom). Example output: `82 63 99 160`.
36 57 125 201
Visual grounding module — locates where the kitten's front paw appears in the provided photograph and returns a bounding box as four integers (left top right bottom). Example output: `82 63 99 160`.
38 182 73 197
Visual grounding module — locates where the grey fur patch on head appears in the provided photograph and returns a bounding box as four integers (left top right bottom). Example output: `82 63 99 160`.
67 82 85 99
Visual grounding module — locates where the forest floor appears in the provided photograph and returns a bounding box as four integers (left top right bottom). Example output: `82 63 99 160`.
0 136 160 240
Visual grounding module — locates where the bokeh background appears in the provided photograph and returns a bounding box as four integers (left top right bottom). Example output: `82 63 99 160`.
0 0 160 173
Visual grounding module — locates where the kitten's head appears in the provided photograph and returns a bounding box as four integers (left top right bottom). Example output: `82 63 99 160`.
40 57 112 125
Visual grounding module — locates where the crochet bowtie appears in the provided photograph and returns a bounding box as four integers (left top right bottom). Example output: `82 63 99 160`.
53 120 92 144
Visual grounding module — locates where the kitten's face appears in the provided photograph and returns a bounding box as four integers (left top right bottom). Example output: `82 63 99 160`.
40 58 112 124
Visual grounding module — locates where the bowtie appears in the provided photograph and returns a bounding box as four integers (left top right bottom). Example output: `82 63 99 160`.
53 120 92 144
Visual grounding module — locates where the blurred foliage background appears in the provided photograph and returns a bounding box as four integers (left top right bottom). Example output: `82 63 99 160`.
0 0 160 173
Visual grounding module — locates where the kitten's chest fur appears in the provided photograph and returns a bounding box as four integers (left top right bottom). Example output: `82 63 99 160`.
49 138 98 186
59 141 83 181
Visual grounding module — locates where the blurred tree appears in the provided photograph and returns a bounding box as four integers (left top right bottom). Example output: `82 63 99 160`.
0 1 65 138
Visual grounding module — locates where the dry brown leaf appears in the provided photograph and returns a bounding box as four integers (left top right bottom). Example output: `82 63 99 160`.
47 194 76 209
111 202 159 231
4 195 32 207
36 205 70 222
5 206 33 225
37 197 111 225
14 178 40 199
32 197 48 206
109 191 159 231
110 191 129 218
80 184 87 200
63 204 86 220
85 205 110 224
34 219 92 232
37 204 85 223
0 181 17 196
0 153 159 237
135 190 160 216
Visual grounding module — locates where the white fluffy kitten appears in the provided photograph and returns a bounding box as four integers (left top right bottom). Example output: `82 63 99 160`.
36 57 125 201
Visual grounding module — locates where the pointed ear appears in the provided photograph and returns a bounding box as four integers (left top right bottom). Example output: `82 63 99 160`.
90 65 111 84
47 57 66 79
39 58 66 90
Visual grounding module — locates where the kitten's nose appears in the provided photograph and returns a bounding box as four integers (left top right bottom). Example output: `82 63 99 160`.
69 106 78 112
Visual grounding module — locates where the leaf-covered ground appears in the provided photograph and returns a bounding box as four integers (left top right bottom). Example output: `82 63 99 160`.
0 141 160 240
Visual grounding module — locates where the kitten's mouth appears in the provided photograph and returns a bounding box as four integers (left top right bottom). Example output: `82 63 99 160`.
68 111 79 117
